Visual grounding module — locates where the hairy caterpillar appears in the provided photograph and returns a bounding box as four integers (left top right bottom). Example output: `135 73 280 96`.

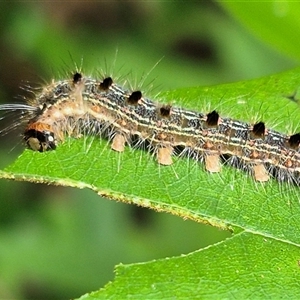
1 71 300 185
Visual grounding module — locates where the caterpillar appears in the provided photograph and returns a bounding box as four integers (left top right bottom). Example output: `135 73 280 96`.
1 71 300 185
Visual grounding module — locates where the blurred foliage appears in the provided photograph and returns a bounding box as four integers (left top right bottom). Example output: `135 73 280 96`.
221 2 300 61
0 2 298 299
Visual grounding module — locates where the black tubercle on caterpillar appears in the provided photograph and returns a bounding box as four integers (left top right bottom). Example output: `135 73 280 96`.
159 105 172 118
252 122 265 139
288 133 300 149
99 77 113 90
73 72 82 84
206 110 219 127
127 91 142 105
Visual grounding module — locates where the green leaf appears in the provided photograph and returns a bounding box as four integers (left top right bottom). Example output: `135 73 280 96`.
220 2 300 61
80 232 300 299
1 68 300 298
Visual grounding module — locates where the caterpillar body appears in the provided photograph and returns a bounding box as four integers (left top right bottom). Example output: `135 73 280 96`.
1 72 300 186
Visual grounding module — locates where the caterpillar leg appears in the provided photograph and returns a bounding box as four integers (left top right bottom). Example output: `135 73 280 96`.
157 146 173 165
